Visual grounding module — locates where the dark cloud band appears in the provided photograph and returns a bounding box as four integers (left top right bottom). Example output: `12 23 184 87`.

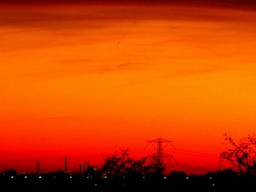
0 0 256 6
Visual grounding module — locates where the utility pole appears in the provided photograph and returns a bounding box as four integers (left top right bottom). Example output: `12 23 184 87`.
83 161 88 172
36 160 41 175
148 138 172 173
64 156 68 173
79 163 83 175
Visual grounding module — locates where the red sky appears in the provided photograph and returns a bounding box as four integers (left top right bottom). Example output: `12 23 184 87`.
1 3 256 173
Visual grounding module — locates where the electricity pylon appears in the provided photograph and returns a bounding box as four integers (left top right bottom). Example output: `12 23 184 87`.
148 138 172 173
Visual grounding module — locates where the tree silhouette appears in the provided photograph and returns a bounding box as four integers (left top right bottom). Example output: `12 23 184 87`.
83 163 100 179
101 149 162 179
220 134 256 175
101 149 132 178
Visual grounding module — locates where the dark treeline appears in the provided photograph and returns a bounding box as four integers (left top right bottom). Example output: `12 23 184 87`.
1 135 256 191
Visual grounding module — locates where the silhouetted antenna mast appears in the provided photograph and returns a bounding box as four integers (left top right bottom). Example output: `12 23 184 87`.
148 138 172 172
64 156 68 173
79 163 83 174
83 161 89 172
36 160 41 175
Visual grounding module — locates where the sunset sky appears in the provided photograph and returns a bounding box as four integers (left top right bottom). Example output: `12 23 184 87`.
1 1 256 173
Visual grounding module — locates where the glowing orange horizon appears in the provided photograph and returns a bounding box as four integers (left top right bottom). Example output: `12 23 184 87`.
1 4 256 173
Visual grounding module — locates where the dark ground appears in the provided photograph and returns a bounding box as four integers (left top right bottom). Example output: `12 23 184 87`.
1 170 256 192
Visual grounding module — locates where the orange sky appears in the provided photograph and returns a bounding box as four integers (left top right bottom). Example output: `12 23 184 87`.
1 4 256 173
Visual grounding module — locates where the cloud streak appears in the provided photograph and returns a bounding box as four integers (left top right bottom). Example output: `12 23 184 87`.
1 4 255 29
1 4 256 83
